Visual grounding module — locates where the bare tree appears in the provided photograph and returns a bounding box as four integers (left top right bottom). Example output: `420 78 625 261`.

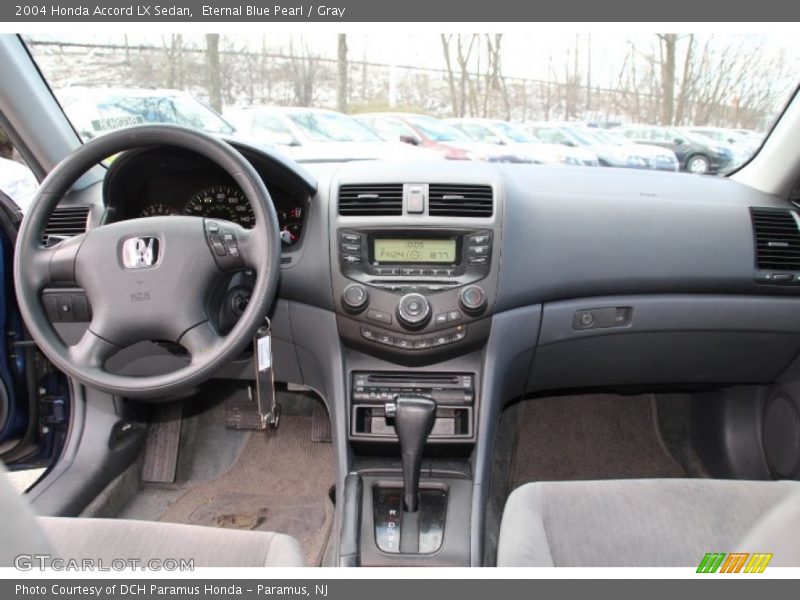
205 34 222 112
337 34 348 113
287 38 318 106
657 34 677 125
440 34 459 116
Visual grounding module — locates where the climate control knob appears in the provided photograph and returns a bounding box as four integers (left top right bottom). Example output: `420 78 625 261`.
397 293 431 329
342 284 369 313
459 285 487 314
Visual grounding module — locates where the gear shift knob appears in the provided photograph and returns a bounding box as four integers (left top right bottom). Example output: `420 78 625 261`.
389 396 437 512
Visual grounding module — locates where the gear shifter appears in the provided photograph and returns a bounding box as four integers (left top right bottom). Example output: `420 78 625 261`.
386 395 437 512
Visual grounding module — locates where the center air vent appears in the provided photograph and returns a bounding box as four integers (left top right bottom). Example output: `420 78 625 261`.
428 184 493 218
751 207 800 271
338 184 403 216
43 206 90 246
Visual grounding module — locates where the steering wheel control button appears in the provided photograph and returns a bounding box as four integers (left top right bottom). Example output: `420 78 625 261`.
459 285 487 314
205 221 220 233
342 284 369 312
208 234 228 257
397 293 431 328
366 309 392 325
221 233 240 257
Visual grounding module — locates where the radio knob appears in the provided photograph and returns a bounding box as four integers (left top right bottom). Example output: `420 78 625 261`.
342 284 369 312
459 285 487 314
397 293 431 329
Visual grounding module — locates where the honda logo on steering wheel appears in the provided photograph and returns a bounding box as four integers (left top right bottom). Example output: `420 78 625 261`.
122 236 161 269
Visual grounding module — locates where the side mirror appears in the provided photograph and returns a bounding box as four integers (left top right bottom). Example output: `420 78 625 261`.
562 141 576 147
673 138 685 145
399 134 421 146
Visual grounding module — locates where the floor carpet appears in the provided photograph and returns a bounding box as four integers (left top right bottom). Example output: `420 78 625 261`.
157 415 334 566
511 394 686 488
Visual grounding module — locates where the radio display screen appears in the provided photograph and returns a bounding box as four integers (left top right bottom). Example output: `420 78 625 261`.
373 238 457 264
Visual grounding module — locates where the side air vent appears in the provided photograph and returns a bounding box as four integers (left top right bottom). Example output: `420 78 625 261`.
428 184 493 217
42 206 90 245
751 207 800 271
338 184 403 216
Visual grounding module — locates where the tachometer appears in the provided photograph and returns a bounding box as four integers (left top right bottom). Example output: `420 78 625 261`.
184 185 255 228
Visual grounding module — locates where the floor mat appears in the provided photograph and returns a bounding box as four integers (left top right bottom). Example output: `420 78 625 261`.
511 394 686 488
158 415 334 566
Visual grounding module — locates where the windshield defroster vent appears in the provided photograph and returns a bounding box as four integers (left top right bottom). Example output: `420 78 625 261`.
42 206 90 246
751 207 800 271
428 184 493 218
338 184 403 216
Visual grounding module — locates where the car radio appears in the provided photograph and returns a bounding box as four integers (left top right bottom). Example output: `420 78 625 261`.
350 372 475 442
338 228 492 291
332 226 498 362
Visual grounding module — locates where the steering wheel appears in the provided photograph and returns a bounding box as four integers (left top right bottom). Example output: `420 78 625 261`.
13 125 281 399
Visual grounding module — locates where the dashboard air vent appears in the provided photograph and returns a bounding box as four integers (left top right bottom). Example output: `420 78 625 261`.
751 207 800 270
338 184 403 216
428 184 493 217
43 206 90 245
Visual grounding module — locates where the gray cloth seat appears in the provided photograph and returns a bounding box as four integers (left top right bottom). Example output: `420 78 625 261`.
0 464 306 567
497 479 800 567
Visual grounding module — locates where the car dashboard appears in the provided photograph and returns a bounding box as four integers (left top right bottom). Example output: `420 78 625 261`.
35 137 800 566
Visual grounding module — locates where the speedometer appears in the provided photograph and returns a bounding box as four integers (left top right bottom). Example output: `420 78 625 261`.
184 185 255 228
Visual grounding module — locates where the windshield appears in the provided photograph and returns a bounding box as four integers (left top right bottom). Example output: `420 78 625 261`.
24 33 799 171
563 127 599 146
287 111 382 142
491 121 539 143
591 129 628 146
58 89 234 140
406 116 470 142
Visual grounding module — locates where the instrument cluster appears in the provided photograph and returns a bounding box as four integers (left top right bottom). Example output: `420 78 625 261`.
121 178 304 247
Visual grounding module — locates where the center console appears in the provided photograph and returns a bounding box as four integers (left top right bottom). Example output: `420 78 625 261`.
330 167 502 567
333 226 497 362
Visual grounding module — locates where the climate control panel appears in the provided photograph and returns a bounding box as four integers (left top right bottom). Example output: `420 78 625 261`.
332 226 498 362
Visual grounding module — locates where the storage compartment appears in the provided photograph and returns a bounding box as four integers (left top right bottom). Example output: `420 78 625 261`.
528 295 800 392
353 404 472 439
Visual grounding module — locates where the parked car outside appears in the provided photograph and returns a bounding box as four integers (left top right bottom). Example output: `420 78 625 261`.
616 124 735 174
227 107 440 162
445 117 599 166
57 87 239 141
684 126 760 164
589 127 679 172
524 122 651 170
0 156 37 212
353 112 531 163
